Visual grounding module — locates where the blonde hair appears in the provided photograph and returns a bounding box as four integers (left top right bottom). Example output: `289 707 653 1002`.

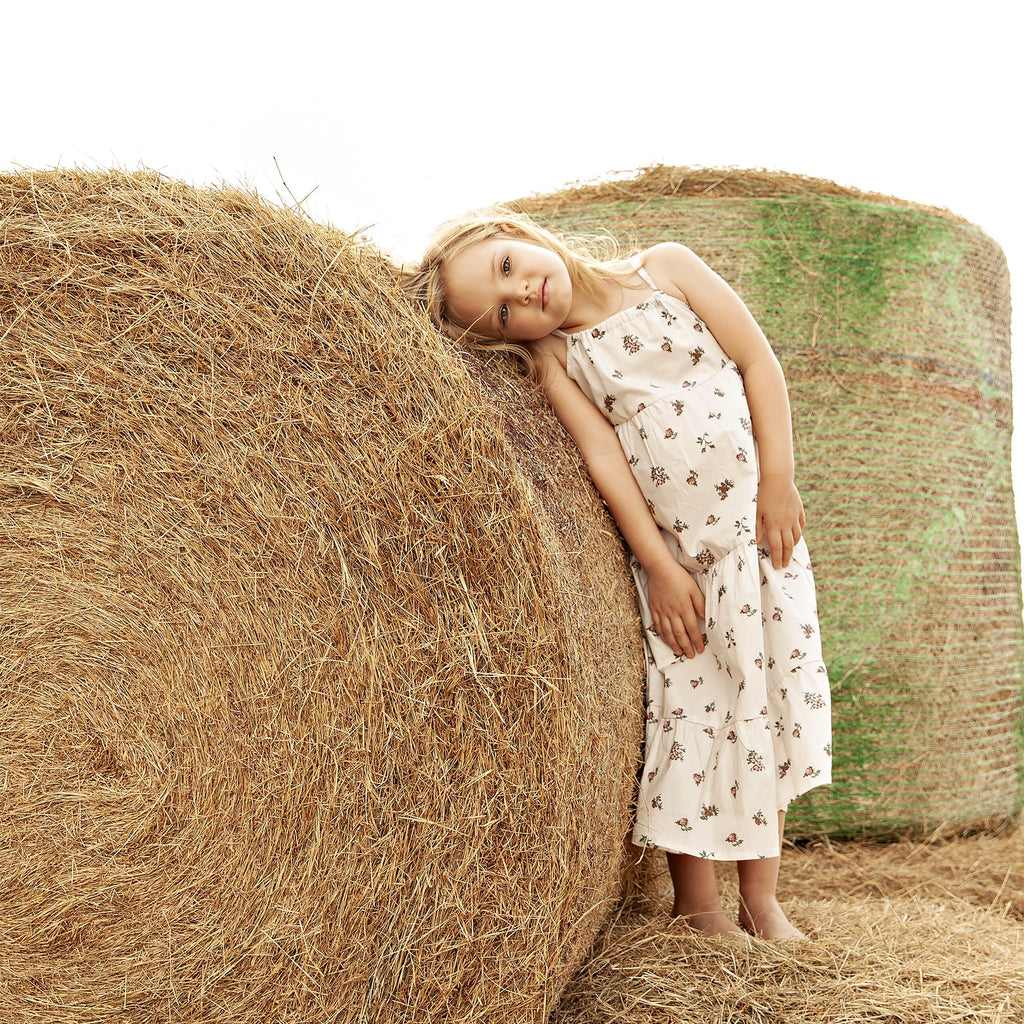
400 206 630 374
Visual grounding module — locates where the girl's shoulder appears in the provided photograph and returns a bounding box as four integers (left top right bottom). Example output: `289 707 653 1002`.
532 331 569 370
636 242 703 307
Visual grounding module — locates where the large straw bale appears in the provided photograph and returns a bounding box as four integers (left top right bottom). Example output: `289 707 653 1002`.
0 169 642 1022
515 166 1024 838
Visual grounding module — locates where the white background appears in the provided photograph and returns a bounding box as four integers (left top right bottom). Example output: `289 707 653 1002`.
6 0 1023 552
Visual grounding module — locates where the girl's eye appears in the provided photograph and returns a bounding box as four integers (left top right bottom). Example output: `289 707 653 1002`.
499 303 509 326
501 256 511 276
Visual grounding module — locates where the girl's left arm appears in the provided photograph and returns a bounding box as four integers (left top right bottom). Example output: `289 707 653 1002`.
644 242 805 569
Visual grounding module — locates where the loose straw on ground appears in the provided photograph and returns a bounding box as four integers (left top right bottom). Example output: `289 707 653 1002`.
554 827 1024 1023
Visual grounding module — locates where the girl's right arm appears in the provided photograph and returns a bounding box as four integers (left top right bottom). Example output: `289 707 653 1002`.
532 337 705 659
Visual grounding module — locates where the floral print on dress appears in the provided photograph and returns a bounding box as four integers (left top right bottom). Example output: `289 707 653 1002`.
564 256 832 862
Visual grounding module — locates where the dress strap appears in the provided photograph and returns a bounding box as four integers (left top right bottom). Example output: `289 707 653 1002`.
630 253 659 290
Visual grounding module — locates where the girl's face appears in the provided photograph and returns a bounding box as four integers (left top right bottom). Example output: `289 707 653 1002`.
443 235 572 341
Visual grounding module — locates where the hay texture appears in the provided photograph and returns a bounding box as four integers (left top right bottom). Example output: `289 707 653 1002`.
515 166 1024 839
0 170 642 1022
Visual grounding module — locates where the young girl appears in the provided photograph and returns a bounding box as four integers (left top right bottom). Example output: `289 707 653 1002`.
403 209 832 940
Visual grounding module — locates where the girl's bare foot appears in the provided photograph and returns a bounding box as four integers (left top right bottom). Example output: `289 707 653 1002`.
666 853 747 939
673 908 748 939
737 897 807 941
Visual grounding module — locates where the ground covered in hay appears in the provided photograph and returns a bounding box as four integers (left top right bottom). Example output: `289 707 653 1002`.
554 828 1024 1023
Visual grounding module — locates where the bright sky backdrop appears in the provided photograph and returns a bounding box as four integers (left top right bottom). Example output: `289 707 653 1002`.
7 0 1023 544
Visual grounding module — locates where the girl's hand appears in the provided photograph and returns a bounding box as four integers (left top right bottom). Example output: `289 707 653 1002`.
756 475 806 569
646 559 706 659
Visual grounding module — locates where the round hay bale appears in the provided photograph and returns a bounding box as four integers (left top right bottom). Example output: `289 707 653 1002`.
0 169 642 1022
515 166 1024 838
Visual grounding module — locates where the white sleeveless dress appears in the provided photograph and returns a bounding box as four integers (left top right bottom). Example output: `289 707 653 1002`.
563 259 832 860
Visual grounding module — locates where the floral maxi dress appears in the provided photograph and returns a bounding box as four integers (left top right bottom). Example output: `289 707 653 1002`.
564 259 832 860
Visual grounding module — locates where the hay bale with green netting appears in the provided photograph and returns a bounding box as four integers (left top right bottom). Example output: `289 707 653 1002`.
515 166 1024 839
0 169 643 1023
